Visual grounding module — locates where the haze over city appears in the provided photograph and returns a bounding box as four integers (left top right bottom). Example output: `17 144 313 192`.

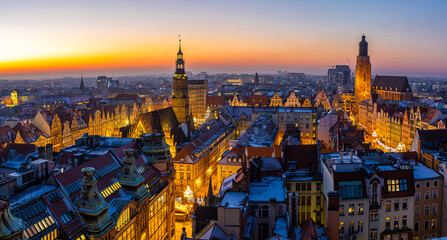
1 0 447 79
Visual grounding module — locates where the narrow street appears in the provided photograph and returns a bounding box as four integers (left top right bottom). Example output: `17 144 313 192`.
175 219 192 239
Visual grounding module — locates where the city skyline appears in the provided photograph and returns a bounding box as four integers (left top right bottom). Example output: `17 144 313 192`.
1 0 447 79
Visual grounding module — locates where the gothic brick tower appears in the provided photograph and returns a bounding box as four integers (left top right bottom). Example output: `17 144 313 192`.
355 35 371 115
172 38 190 125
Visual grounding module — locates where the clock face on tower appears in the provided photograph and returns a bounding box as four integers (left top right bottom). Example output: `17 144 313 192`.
175 89 183 98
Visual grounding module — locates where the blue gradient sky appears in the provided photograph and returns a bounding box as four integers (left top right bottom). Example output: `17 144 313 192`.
0 0 446 78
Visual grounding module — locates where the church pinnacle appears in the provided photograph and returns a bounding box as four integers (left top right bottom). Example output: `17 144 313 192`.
175 36 185 75
80 74 85 91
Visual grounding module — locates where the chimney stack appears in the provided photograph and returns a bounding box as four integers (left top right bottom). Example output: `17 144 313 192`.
327 191 340 240
37 146 45 159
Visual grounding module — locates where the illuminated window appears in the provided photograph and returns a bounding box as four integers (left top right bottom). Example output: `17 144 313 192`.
101 182 122 198
117 207 131 232
387 179 407 192
339 205 344 215
358 203 364 214
339 222 344 234
348 204 355 215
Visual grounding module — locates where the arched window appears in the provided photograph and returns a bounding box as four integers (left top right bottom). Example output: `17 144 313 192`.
117 207 131 232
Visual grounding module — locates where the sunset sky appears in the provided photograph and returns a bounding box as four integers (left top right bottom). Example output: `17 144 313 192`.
1 0 446 79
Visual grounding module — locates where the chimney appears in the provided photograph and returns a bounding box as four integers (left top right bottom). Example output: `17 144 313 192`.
45 144 53 160
37 146 45 159
73 153 85 167
0 200 23 239
118 149 147 200
327 191 340 240
74 167 113 235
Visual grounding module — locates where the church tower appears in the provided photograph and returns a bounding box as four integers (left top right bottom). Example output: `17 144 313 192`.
354 35 371 115
171 38 190 125
80 74 85 91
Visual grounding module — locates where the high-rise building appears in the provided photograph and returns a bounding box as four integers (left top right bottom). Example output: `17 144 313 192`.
187 80 208 125
171 39 190 125
328 65 351 85
355 35 371 115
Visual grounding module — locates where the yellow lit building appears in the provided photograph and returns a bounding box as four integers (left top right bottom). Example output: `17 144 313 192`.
285 172 325 226
216 147 245 187
269 93 284 107
188 80 208 125
223 79 243 86
173 120 234 198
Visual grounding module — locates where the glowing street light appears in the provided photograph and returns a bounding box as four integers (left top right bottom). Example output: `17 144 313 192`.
372 131 377 138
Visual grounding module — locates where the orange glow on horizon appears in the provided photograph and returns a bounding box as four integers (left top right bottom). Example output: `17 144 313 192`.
0 36 445 76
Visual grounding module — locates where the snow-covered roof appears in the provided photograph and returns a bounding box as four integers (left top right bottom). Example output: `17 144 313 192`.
413 163 442 180
249 177 285 202
219 192 246 208
376 165 395 171
273 217 288 238
218 173 236 197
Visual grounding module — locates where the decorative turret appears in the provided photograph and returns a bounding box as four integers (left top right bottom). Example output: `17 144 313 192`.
118 149 147 200
139 133 172 175
0 200 23 240
75 167 113 237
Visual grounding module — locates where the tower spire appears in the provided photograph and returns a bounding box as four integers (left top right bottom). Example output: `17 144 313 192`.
80 73 85 91
178 35 182 54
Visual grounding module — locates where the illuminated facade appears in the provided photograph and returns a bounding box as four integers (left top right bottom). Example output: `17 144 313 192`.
269 93 284 107
229 94 247 106
355 35 371 115
314 89 331 111
276 108 317 144
341 93 356 115
187 80 208 125
173 119 234 198
46 135 176 240
171 39 190 125
11 90 19 106
284 92 301 107
30 105 133 152
285 172 325 226
359 99 438 151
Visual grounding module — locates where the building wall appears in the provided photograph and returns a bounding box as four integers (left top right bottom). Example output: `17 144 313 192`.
413 178 443 240
174 127 233 197
378 196 414 240
276 109 316 144
354 55 371 115
286 180 324 226
188 80 208 125
339 199 370 240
